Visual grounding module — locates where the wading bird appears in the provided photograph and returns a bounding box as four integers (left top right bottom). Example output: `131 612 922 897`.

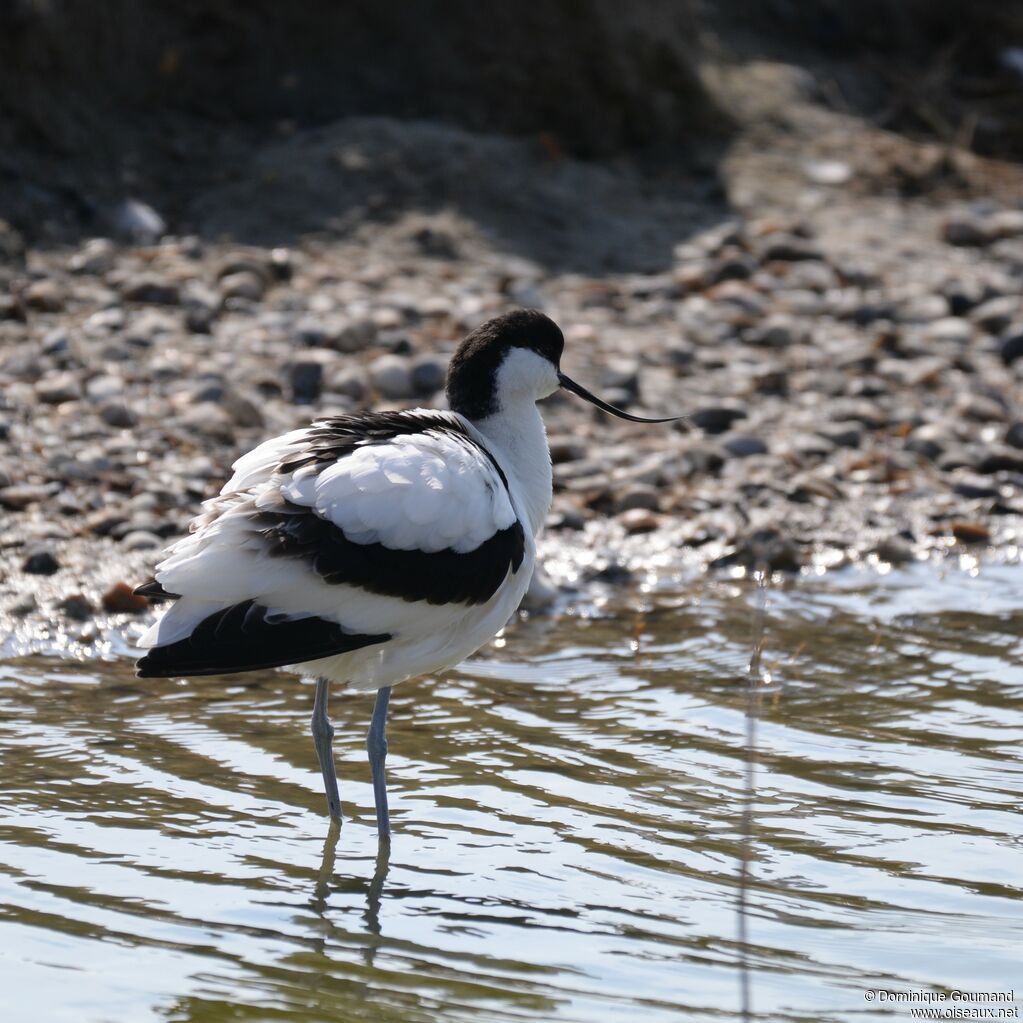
136 310 678 839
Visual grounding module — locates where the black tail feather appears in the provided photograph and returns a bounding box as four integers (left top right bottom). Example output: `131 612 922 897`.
136 600 389 678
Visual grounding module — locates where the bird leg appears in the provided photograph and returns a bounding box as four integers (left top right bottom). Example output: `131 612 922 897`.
311 677 342 823
367 686 392 841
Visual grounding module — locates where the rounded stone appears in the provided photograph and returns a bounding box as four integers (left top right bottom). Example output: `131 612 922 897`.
1001 331 1023 366
23 546 60 575
691 406 747 435
35 372 82 404
288 360 325 403
722 433 768 458
615 484 661 513
410 354 448 395
58 593 94 621
24 278 66 312
69 238 116 275
219 269 266 302
102 581 150 614
943 215 992 247
617 508 661 534
369 354 417 399
120 530 162 550
120 275 181 305
99 401 138 428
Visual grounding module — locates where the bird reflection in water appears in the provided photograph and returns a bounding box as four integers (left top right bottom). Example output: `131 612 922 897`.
310 824 392 955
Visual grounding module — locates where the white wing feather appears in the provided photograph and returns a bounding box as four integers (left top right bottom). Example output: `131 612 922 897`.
279 429 515 553
140 419 526 666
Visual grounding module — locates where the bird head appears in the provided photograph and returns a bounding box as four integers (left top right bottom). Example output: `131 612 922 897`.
446 309 682 424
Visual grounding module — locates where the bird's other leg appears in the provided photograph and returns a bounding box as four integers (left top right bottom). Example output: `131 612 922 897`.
311 677 342 823
367 686 392 841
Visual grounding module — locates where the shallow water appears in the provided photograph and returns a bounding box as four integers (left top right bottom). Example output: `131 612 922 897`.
1 565 1021 1023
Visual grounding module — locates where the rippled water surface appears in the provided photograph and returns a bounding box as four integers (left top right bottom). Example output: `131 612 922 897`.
1 566 1022 1022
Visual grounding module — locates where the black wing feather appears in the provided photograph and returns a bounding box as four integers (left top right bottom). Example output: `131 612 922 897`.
256 505 525 606
136 600 389 678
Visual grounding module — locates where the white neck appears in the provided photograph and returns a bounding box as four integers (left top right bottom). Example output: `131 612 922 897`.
471 397 552 539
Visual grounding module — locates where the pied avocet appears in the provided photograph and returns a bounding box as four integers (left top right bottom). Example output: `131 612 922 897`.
135 309 678 838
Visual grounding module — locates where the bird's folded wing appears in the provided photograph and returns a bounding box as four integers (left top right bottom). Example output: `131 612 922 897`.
136 414 527 676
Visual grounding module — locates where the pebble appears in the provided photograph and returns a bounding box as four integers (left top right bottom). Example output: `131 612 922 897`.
369 354 417 399
711 529 801 572
721 433 768 458
222 393 264 428
601 359 641 395
120 530 163 550
178 402 236 442
546 505 586 531
99 401 138 428
923 317 972 345
86 374 125 401
943 214 991 247
35 372 82 404
951 521 991 544
905 424 947 460
709 255 755 283
548 437 588 463
522 564 559 610
289 360 325 403
692 406 747 434
970 296 1017 334
0 219 26 264
0 293 25 321
121 275 181 305
58 594 94 621
617 508 661 534
758 234 822 262
9 594 37 616
817 422 863 449
24 279 65 312
803 159 852 186
102 581 150 614
331 318 378 353
1005 422 1023 449
110 199 166 244
615 484 661 513
746 314 803 347
953 477 999 500
0 483 54 509
988 209 1023 240
410 354 448 395
941 279 983 316
219 269 266 302
1000 330 1023 366
872 536 915 564
327 365 369 401
69 238 116 275
23 546 60 575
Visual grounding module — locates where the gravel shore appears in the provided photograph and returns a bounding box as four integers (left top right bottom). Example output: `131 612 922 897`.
3 114 1023 657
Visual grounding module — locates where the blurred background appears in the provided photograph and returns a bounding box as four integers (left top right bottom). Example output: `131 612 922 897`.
1 0 1022 242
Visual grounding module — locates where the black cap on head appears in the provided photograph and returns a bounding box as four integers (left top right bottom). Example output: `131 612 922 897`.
447 310 564 419
446 309 683 425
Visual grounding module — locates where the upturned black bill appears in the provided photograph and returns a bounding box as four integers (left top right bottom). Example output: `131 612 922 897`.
558 372 684 424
